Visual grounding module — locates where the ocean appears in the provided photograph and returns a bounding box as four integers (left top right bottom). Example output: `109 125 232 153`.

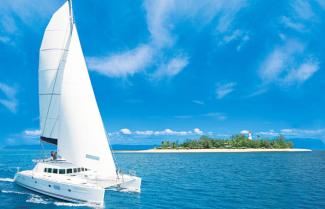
1 149 325 209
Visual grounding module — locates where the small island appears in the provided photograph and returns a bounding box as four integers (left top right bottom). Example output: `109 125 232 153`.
119 135 311 153
159 135 293 149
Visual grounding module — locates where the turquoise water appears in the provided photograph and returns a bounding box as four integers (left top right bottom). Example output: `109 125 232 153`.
1 150 325 208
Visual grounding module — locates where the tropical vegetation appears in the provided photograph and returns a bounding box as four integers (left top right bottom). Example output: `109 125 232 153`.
158 135 293 149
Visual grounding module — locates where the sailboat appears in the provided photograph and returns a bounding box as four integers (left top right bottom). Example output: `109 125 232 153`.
14 0 141 206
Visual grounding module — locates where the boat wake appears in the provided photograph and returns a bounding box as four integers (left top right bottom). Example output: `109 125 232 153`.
0 177 14 182
26 194 50 205
1 190 29 195
108 186 140 194
1 189 51 205
54 202 101 208
1 188 97 208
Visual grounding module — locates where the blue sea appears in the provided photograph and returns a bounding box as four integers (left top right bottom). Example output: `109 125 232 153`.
1 149 325 209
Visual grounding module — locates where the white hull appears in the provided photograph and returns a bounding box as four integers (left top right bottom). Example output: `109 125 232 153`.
14 160 141 205
14 171 104 206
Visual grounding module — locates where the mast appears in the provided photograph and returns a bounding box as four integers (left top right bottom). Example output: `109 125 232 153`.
68 0 74 33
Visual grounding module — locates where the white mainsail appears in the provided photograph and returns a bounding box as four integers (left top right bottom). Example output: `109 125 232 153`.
39 2 71 142
39 1 117 177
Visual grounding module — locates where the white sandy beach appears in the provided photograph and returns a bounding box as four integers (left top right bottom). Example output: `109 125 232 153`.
115 148 312 153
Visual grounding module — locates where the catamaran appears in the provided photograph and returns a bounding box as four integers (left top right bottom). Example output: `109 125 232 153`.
14 0 141 206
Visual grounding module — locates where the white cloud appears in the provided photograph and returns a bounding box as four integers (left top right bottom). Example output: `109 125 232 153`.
255 128 325 139
144 0 175 48
134 130 154 135
120 128 195 136
174 112 227 121
0 83 16 98
120 128 132 135
219 29 250 51
221 30 243 43
24 129 41 137
281 0 318 33
284 61 319 85
258 0 321 90
154 129 191 136
193 128 203 135
255 130 280 137
0 100 17 113
259 40 318 86
240 130 250 134
153 56 189 79
88 0 247 79
216 82 236 99
0 82 18 113
202 112 228 121
174 115 193 119
236 34 250 51
0 36 12 45
192 100 205 105
214 1 247 33
88 45 153 77
291 0 314 20
246 87 269 98
3 128 42 146
0 0 59 45
280 128 325 137
88 0 177 78
316 0 325 9
259 41 303 83
281 16 305 31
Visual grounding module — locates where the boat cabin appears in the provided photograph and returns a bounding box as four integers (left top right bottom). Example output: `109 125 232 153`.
43 167 88 174
33 160 90 175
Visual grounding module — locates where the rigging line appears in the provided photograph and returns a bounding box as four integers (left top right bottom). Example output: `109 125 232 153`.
68 0 74 32
40 139 46 159
49 115 59 140
41 17 73 138
105 131 120 175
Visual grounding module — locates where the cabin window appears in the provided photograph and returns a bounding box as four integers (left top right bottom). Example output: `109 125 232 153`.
73 168 77 173
77 168 81 172
48 168 52 173
59 169 65 174
67 169 72 174
53 185 61 190
81 168 84 172
53 168 58 174
44 168 48 172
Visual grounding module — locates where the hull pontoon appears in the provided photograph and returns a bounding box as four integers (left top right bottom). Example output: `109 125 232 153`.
15 160 141 206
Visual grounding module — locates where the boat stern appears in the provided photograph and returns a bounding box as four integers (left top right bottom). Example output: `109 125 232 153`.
117 174 142 193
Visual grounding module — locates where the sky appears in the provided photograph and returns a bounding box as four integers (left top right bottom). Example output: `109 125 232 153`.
1 0 325 145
